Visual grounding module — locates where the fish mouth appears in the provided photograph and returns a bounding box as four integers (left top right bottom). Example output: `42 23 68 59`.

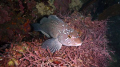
74 42 82 46
67 42 82 46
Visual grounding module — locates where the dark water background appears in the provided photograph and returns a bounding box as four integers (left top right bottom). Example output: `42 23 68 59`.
107 16 120 67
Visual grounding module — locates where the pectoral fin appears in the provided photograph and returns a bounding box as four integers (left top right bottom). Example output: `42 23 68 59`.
41 38 62 53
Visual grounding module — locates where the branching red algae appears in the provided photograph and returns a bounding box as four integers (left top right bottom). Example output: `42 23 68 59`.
0 12 113 67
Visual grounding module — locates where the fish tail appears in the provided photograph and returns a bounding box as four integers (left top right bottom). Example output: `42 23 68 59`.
31 23 41 31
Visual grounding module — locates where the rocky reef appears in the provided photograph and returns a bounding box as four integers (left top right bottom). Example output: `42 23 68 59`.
0 0 117 67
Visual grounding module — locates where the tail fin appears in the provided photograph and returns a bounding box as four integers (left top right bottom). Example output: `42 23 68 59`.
31 23 41 31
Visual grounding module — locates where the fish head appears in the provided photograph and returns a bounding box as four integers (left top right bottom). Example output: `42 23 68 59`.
58 30 82 46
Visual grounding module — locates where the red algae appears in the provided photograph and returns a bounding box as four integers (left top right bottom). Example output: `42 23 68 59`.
0 12 113 67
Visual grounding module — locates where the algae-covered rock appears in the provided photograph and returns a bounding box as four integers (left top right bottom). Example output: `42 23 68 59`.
48 0 56 9
69 0 88 11
36 2 55 16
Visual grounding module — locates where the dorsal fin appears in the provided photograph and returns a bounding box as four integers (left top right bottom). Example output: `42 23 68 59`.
48 15 64 23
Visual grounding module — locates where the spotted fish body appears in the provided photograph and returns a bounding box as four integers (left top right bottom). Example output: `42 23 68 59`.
31 15 82 52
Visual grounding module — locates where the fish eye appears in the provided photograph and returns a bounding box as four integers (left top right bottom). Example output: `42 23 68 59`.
68 35 71 38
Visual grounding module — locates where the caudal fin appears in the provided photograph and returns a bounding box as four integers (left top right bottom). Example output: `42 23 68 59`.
31 23 41 31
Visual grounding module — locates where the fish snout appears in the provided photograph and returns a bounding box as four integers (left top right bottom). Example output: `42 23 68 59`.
58 33 82 46
70 36 82 46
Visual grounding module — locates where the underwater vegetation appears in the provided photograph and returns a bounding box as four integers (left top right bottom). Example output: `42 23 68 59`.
0 0 116 67
0 11 113 66
0 0 37 42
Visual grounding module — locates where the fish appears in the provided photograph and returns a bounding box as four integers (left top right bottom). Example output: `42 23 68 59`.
31 15 82 53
